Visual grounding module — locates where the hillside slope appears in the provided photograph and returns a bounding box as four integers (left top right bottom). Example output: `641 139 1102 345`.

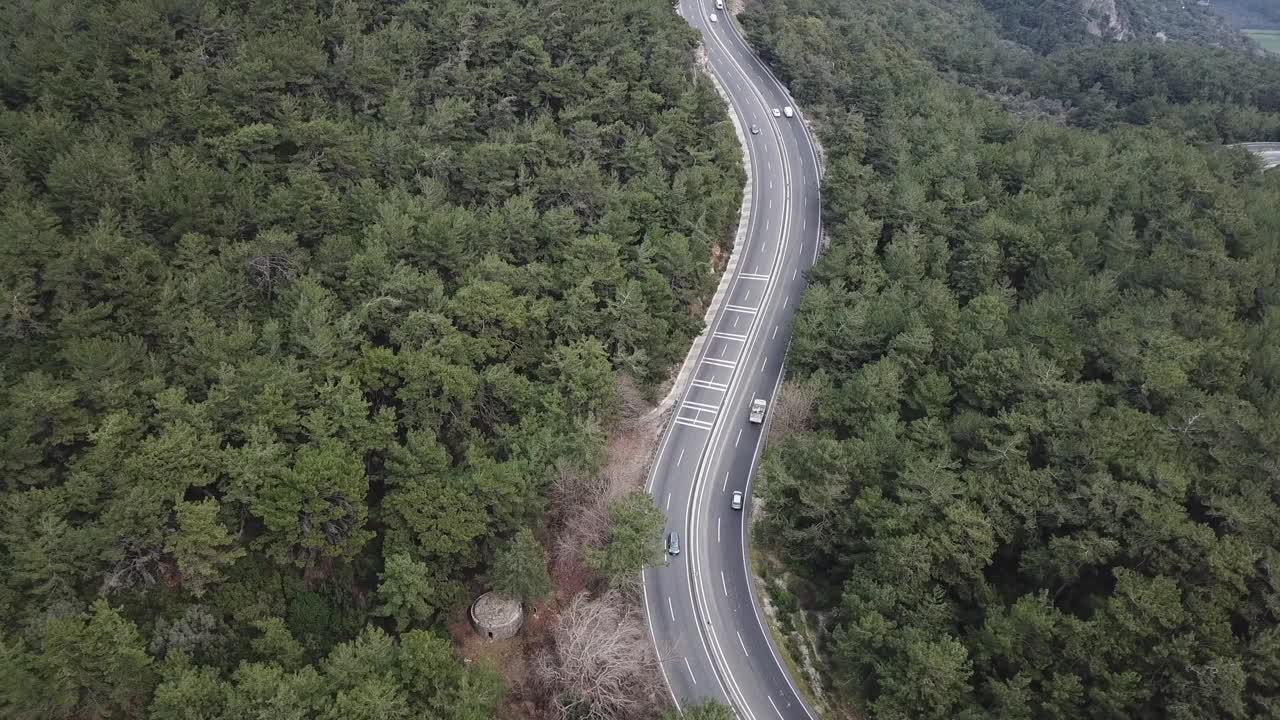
977 0 1251 51
743 0 1280 717
1210 0 1280 30
0 0 741 717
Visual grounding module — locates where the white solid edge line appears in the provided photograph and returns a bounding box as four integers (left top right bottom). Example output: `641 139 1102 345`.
738 362 820 720
719 11 824 718
645 2 803 712
642 584 682 715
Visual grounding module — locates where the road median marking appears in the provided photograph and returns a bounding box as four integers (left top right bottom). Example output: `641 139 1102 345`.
654 7 808 718
674 416 713 431
684 399 722 413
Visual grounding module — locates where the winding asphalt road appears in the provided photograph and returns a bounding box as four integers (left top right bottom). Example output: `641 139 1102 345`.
642 2 823 718
1237 142 1280 169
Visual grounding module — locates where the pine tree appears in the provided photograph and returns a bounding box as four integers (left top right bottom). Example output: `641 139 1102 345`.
374 553 443 632
487 528 552 606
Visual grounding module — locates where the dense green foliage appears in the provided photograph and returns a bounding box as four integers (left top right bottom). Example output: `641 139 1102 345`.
487 528 552 605
0 0 741 715
1028 43 1280 135
977 0 1248 51
745 0 1280 718
751 0 1280 142
663 700 735 720
587 489 668 588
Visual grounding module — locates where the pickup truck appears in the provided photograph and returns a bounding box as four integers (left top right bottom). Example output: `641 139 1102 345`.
748 399 767 424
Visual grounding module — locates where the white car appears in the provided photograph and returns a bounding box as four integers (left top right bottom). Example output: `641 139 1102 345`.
772 108 781 118
710 12 717 21
783 106 794 118
731 491 744 511
715 0 724 8
749 398 767 424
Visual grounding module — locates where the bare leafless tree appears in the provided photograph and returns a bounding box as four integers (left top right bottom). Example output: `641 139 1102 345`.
548 461 611 596
291 496 359 573
247 253 294 301
613 373 651 429
536 591 664 720
547 460 609 531
102 542 166 594
3 286 49 339
766 376 823 447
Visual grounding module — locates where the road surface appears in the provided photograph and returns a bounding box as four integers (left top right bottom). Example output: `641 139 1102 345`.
642 2 823 718
1237 142 1280 169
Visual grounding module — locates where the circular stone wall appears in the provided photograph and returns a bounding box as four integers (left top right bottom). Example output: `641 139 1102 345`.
470 592 523 640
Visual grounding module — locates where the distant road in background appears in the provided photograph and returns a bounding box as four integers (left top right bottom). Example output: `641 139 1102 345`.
1237 142 1280 168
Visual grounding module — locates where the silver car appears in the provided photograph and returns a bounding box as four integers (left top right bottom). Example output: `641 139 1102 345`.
731 491 744 510
666 531 681 555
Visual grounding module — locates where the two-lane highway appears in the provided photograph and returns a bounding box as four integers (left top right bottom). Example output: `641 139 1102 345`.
642 1 823 718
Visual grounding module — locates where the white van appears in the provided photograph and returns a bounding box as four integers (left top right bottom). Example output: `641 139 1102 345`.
783 106 794 118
